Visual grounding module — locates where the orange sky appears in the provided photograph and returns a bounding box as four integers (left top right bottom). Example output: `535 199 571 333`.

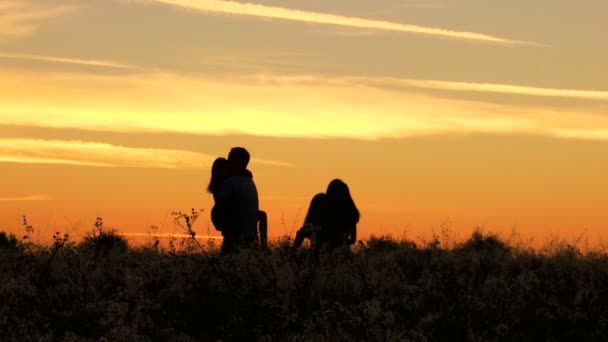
1 0 608 247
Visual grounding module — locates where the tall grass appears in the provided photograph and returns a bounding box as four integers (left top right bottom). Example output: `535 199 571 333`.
0 223 607 341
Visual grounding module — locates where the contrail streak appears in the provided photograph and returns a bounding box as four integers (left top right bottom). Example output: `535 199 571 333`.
150 0 536 45
0 52 137 69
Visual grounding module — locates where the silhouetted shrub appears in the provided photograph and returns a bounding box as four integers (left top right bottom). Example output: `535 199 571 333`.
80 218 128 256
456 229 510 254
366 235 400 252
0 231 18 248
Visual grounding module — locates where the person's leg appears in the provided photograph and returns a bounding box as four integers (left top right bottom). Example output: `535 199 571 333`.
220 231 236 255
257 210 268 249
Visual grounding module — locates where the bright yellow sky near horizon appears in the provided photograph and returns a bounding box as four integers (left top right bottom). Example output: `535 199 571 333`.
1 0 608 246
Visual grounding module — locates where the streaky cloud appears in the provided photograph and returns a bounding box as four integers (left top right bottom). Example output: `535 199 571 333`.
0 139 292 169
0 139 215 169
0 195 51 201
3 68 608 141
149 0 536 45
249 74 608 101
552 129 608 141
0 52 138 70
0 155 114 167
373 78 608 101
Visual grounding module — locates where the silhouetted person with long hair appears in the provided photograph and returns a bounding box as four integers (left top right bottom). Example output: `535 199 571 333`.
325 179 359 247
293 179 359 250
208 157 230 234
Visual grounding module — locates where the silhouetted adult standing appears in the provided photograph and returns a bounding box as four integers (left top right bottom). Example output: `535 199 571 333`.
217 147 261 252
228 147 268 249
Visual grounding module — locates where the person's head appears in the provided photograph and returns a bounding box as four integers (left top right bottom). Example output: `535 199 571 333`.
207 157 229 194
326 179 350 200
228 147 250 170
326 179 360 222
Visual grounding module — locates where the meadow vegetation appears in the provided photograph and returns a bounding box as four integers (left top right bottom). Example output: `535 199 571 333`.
1 216 607 341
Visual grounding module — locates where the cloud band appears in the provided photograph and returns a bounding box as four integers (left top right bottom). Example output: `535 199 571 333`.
150 0 535 45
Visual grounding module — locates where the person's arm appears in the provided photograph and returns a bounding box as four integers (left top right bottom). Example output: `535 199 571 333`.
347 222 357 245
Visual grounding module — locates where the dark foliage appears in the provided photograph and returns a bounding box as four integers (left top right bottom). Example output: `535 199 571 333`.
0 231 18 249
0 230 607 341
80 218 129 256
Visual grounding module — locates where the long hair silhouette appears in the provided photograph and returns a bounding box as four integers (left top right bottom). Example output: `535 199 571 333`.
207 157 229 195
326 179 359 224
325 179 360 246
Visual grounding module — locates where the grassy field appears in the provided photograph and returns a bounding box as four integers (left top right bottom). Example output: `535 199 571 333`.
1 220 607 341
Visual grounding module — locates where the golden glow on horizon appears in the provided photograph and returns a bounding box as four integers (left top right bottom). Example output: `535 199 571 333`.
150 0 536 45
121 233 223 240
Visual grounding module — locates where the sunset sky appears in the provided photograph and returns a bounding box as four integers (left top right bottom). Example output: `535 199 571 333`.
1 0 607 246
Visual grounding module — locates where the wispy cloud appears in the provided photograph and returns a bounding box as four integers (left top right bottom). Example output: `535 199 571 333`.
552 129 608 141
242 74 608 101
399 3 449 10
0 155 113 167
0 139 292 168
370 78 608 101
0 52 138 70
366 1 449 16
2 68 608 141
0 139 215 169
0 195 51 201
149 0 535 45
0 1 79 40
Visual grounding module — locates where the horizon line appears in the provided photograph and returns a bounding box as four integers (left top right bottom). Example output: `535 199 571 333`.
121 232 224 239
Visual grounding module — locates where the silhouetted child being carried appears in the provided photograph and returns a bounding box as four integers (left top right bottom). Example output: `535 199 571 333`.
208 157 230 233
